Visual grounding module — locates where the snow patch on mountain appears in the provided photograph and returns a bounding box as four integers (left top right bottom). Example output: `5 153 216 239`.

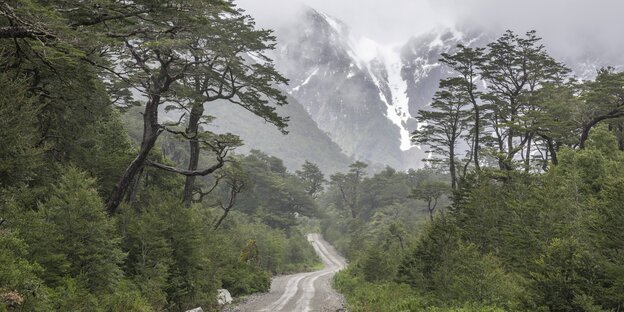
377 46 414 151
357 43 414 151
313 11 415 151
292 67 319 92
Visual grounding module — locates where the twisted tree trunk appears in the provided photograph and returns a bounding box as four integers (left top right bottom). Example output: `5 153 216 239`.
183 101 204 207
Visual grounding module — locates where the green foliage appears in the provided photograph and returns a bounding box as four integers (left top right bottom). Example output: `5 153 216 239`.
0 1 325 311
335 270 506 312
49 277 100 312
221 215 320 274
118 194 217 311
296 160 327 198
334 271 428 312
430 242 522 308
410 180 450 220
40 168 125 293
332 125 624 311
221 263 271 296
0 74 43 188
3 3 624 312
357 246 398 283
529 238 602 312
0 230 50 311
117 200 172 309
232 150 319 229
103 280 153 312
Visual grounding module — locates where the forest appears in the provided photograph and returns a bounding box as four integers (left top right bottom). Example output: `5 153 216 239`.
1 0 624 312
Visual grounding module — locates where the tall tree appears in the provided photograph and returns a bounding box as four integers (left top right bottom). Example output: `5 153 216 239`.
91 1 288 213
439 44 485 172
172 12 288 207
330 161 368 218
295 161 326 198
480 30 568 171
413 78 471 189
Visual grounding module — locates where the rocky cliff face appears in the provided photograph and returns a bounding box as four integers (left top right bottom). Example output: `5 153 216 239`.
271 9 489 170
272 9 410 169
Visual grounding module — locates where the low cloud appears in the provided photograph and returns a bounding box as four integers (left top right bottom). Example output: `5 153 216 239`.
234 0 624 63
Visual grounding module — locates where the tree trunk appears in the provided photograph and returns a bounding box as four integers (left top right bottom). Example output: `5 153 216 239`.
428 199 434 222
546 137 558 166
449 144 457 190
125 165 144 204
493 115 506 170
524 134 533 172
106 96 161 214
183 101 204 207
579 124 592 150
473 104 481 171
618 124 624 151
579 112 624 149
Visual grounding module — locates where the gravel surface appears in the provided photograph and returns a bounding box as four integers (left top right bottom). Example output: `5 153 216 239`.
222 234 347 312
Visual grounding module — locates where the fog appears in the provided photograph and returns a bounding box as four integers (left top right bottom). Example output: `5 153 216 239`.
234 0 624 63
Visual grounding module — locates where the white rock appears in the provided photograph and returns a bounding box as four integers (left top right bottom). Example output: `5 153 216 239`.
217 289 233 305
185 308 203 312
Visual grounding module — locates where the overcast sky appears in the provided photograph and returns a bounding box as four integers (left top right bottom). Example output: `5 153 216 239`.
234 0 624 62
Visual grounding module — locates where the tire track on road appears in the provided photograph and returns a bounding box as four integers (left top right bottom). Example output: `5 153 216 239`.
232 233 346 312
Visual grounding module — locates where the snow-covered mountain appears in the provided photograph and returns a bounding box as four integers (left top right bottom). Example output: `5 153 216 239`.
270 8 487 170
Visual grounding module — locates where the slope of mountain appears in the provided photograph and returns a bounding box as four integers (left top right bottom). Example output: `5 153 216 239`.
205 93 353 174
270 8 489 170
271 9 425 169
271 9 414 169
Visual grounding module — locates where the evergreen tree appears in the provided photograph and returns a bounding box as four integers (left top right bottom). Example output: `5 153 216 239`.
172 11 289 207
93 0 289 213
439 44 485 172
35 167 125 293
0 74 43 188
296 161 327 198
480 30 569 170
410 181 450 221
413 78 472 189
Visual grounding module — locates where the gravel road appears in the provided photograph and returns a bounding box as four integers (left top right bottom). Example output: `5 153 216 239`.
225 233 346 312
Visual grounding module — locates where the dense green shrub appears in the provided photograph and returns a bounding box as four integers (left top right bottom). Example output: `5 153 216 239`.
222 263 271 296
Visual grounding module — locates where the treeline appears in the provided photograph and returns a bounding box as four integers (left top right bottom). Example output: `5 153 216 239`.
317 162 448 294
413 30 624 188
329 31 624 312
0 1 323 311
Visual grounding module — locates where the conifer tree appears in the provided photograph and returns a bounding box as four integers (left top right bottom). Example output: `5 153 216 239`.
35 168 124 293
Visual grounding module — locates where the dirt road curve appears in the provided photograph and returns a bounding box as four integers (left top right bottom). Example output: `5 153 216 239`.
228 234 346 312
